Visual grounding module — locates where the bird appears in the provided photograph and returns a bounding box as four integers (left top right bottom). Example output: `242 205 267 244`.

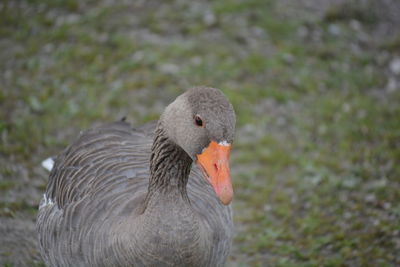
36 87 236 266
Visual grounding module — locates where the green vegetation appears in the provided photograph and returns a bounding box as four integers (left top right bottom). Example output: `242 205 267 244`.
1 0 399 265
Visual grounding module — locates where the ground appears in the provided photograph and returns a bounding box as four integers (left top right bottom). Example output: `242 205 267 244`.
0 0 399 266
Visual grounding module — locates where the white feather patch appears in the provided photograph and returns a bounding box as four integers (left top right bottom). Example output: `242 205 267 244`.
42 157 54 172
218 140 230 146
39 194 54 209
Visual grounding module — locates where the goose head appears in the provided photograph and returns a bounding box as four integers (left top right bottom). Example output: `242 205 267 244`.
160 87 236 205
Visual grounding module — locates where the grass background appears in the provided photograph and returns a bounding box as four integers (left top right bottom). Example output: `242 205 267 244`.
1 0 399 266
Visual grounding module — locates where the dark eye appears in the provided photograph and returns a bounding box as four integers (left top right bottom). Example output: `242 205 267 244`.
194 115 204 127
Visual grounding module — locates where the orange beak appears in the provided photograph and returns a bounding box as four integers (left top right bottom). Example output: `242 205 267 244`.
196 141 233 205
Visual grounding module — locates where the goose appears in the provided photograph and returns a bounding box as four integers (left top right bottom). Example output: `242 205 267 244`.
36 87 236 266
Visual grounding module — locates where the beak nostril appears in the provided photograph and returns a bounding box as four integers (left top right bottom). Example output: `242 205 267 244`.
213 163 218 172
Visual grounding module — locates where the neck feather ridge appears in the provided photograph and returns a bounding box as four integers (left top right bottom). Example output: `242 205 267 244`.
144 124 193 207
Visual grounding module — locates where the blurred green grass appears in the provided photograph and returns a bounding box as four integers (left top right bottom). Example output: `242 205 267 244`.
1 0 399 266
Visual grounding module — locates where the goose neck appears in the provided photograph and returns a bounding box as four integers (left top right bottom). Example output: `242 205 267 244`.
145 126 192 205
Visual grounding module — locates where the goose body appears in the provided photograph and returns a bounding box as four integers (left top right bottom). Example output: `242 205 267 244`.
37 87 236 266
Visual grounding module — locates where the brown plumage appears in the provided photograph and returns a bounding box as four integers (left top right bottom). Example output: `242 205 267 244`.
37 87 236 266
